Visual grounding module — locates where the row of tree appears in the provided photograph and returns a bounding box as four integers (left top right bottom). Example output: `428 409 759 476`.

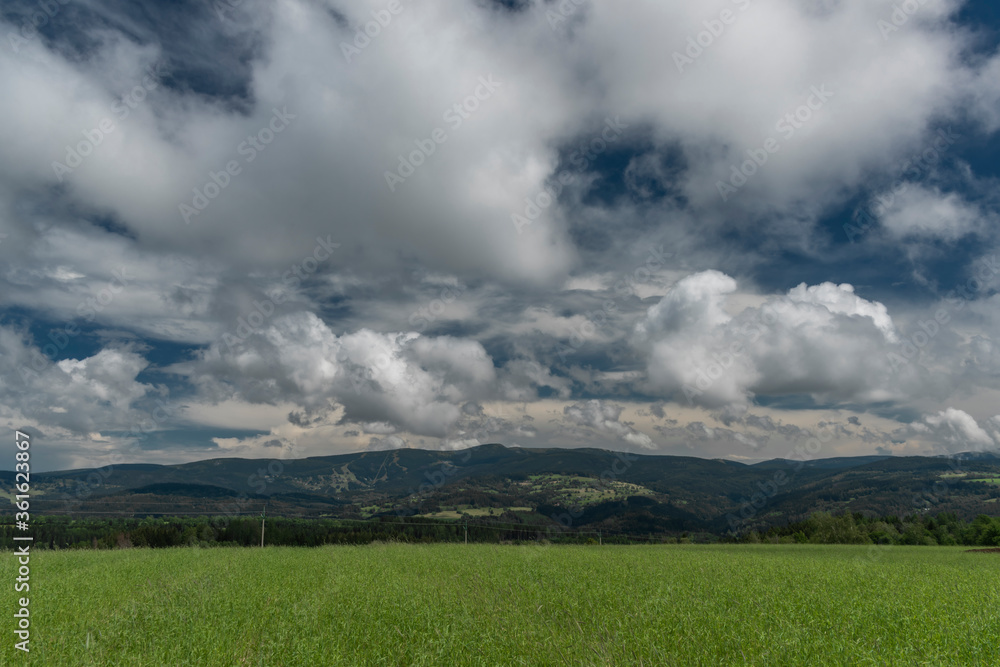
0 516 600 549
2 511 998 549
740 511 1000 546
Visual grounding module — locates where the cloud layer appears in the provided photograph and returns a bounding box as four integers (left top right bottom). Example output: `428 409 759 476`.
1 0 999 468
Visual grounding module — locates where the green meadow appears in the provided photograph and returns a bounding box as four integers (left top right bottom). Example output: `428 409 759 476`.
2 544 998 665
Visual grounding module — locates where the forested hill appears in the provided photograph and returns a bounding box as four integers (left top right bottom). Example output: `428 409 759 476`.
3 444 999 536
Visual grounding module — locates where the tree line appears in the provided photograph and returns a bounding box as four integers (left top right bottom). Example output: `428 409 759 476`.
738 511 1000 546
0 515 598 549
1 510 997 549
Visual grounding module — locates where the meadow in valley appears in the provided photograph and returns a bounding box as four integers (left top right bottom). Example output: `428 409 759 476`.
2 543 998 665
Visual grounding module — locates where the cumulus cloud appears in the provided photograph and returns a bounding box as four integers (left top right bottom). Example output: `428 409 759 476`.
181 312 499 437
0 325 163 468
0 326 153 434
988 415 1000 444
633 271 907 412
920 407 998 453
180 311 567 441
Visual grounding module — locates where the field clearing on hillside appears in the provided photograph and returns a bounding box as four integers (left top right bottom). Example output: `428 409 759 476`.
519 473 657 507
2 544 998 665
418 507 534 519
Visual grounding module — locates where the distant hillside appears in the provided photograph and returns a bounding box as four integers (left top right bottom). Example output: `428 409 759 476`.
3 445 999 536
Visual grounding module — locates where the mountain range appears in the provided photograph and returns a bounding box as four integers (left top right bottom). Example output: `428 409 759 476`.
4 445 999 536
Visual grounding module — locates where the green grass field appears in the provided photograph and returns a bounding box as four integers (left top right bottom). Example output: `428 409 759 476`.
2 544 999 665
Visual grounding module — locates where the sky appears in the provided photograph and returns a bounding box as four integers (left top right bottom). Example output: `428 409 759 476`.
2 0 1000 471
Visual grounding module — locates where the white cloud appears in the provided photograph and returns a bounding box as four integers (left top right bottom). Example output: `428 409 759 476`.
3 0 996 291
988 415 1000 444
0 326 152 434
180 311 572 439
922 407 997 453
2 0 1000 466
634 271 907 411
878 186 982 240
571 0 981 219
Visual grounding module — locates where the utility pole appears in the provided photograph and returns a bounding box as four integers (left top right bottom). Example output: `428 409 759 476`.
260 504 266 548
598 530 602 546
464 520 468 545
